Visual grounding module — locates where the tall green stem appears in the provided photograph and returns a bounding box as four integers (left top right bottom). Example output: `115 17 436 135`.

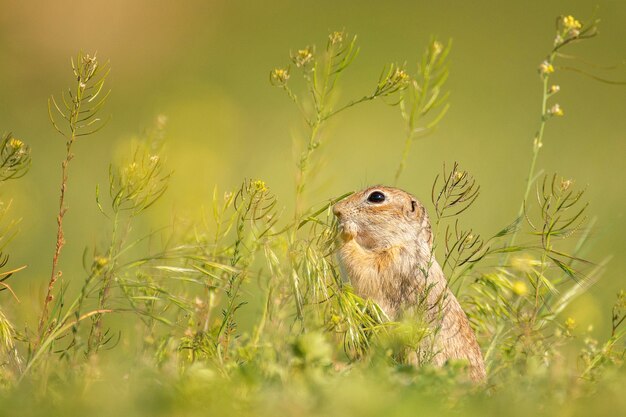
38 106 81 339
88 210 120 352
507 52 556 250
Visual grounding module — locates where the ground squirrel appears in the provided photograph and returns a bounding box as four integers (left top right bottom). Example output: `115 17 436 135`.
333 185 486 381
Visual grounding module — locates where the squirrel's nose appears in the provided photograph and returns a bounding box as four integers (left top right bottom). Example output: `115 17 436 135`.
332 205 342 219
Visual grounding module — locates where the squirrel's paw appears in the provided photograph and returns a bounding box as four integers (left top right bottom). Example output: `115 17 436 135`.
338 221 358 242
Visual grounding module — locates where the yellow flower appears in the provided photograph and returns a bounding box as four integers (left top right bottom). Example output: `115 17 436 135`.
392 68 410 84
563 15 582 30
549 103 564 117
293 47 314 67
253 180 268 192
565 317 577 330
9 138 23 149
549 85 560 94
270 67 290 86
329 31 344 45
93 256 109 270
512 280 528 296
539 61 555 76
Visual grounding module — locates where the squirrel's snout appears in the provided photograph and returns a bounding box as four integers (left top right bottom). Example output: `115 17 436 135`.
332 204 342 219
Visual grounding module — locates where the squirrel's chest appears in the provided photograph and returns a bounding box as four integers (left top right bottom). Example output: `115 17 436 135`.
339 245 422 317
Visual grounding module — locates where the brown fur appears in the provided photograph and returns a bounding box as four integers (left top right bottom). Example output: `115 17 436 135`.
333 186 486 381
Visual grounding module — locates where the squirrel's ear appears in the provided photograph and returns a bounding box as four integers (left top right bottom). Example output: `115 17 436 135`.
407 199 421 220
408 199 421 218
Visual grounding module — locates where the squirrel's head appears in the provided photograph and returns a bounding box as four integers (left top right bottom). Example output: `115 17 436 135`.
333 186 432 251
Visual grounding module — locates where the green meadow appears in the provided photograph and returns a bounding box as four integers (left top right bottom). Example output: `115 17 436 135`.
0 1 624 416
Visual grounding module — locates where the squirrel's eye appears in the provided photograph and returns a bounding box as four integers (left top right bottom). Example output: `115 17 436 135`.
367 191 386 204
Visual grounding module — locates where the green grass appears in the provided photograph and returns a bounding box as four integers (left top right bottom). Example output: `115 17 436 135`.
0 13 624 417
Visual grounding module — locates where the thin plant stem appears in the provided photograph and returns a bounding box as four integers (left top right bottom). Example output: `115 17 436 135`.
37 53 108 343
38 111 79 340
507 51 555 250
88 209 121 352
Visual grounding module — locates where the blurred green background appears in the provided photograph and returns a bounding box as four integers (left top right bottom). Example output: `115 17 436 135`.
0 0 624 335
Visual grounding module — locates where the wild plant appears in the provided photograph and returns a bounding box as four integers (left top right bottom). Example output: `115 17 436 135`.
22 56 183 374
428 15 625 382
508 15 599 247
0 133 31 385
270 31 409 216
394 39 451 184
0 134 31 182
579 291 626 381
38 52 111 342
